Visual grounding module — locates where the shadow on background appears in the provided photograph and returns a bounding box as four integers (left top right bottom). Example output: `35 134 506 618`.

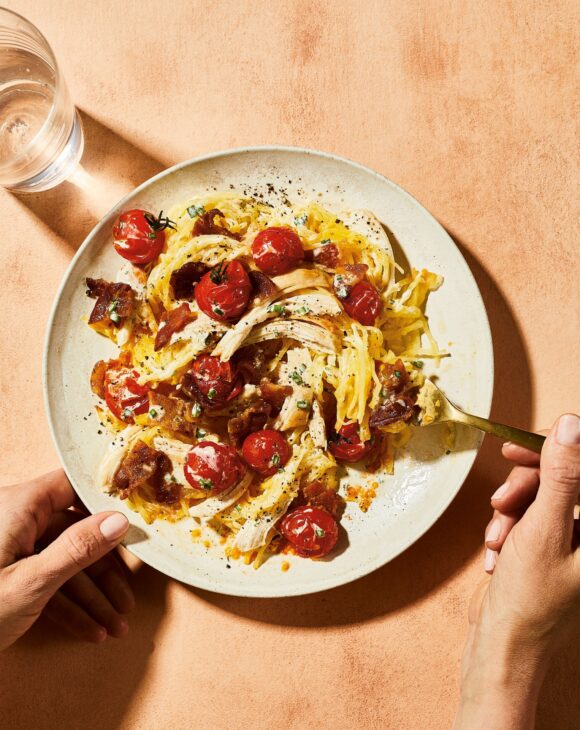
11 110 165 251
195 230 534 626
0 562 168 730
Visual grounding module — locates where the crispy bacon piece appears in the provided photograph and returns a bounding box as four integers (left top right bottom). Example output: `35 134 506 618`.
227 398 272 447
259 378 292 411
86 278 135 329
90 360 108 400
332 264 368 299
148 391 198 436
154 303 196 351
112 440 179 503
192 208 241 240
380 359 409 394
234 346 267 385
369 394 415 429
302 479 346 520
169 261 209 300
313 243 340 268
248 270 277 302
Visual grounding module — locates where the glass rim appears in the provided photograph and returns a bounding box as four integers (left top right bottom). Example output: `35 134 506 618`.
0 6 66 173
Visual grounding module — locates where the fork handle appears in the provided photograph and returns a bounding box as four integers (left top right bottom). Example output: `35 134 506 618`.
458 413 546 453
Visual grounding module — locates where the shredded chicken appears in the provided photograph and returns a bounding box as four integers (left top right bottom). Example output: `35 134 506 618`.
189 471 253 520
243 318 339 354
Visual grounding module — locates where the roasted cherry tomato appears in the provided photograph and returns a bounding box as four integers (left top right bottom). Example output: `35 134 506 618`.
190 355 242 406
251 227 304 276
328 422 375 462
184 441 244 495
195 260 252 321
280 506 339 558
241 429 291 476
112 209 175 265
342 280 383 326
104 366 149 423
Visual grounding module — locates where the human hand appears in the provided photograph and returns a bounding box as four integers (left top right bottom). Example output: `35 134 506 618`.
0 470 135 650
455 413 580 730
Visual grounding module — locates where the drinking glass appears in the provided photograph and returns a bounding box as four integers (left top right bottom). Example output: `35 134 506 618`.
0 7 83 192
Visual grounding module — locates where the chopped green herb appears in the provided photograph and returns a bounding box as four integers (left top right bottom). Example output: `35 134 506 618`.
199 478 213 490
121 407 132 419
298 305 311 315
207 388 217 400
149 408 157 418
187 204 205 218
110 311 121 324
192 403 202 417
380 388 389 398
290 370 304 385
334 274 348 299
271 453 281 467
314 526 326 538
297 400 310 410
268 303 287 316
212 304 224 317
196 428 206 438
394 370 402 378
320 238 331 245
294 213 308 226
412 360 424 369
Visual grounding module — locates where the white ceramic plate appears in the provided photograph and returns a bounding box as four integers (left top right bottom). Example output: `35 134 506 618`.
44 146 493 597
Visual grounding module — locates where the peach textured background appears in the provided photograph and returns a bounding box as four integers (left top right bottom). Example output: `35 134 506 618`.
0 1 578 728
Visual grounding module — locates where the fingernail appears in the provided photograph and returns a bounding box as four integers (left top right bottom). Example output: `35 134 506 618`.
484 548 497 573
96 627 107 642
117 618 129 636
555 414 580 446
485 519 501 543
491 482 509 501
99 513 129 541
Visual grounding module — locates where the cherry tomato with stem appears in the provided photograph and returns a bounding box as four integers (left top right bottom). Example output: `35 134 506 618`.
251 227 304 276
241 429 291 476
104 366 149 423
328 422 376 462
280 506 339 558
112 209 175 265
195 260 252 321
184 441 244 495
342 280 383 326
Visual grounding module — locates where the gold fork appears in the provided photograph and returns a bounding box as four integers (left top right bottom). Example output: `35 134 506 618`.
414 379 545 453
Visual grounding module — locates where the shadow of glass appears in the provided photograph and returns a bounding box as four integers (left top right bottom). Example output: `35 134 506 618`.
11 109 166 251
192 228 533 627
0 561 169 729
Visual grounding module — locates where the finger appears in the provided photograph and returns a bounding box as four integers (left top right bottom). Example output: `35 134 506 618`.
19 511 129 600
43 590 108 643
85 553 135 614
38 510 134 614
60 571 129 638
484 510 520 551
490 465 540 512
502 442 542 466
0 471 76 564
536 413 580 546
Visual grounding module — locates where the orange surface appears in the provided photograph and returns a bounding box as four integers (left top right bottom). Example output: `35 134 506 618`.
0 2 578 728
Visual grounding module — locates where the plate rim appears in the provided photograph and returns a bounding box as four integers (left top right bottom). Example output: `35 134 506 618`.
43 144 494 597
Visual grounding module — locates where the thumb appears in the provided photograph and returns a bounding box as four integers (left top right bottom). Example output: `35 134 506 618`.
25 511 129 599
537 413 580 548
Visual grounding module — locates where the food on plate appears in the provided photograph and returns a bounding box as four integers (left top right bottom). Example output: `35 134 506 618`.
85 193 443 568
